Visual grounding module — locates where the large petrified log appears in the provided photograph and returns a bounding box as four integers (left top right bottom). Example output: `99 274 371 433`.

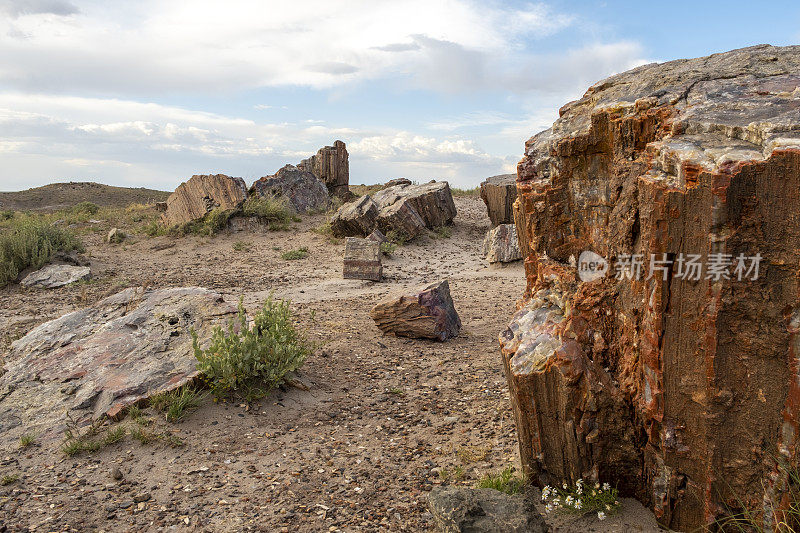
250 164 329 214
371 280 461 341
372 181 457 229
500 44 800 531
330 195 379 238
0 287 236 443
480 174 517 226
162 174 247 226
298 140 351 200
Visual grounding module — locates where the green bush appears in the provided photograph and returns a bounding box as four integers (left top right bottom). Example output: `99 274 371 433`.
0 210 14 221
242 196 292 230
192 297 311 401
71 201 100 216
0 218 83 287
281 247 309 260
478 465 525 495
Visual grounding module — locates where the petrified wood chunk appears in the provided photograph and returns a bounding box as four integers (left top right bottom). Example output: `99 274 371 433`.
482 224 521 263
376 201 426 240
502 44 800 531
330 195 379 238
343 237 382 281
162 174 247 226
370 280 461 341
366 228 386 244
250 164 329 214
298 140 350 200
373 181 457 229
479 174 517 226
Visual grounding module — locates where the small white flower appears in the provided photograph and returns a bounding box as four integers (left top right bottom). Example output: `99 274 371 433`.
595 482 600 489
602 482 611 491
575 501 582 510
563 482 568 489
545 504 553 513
606 504 612 511
576 486 583 495
576 478 583 486
565 496 574 505
597 511 606 521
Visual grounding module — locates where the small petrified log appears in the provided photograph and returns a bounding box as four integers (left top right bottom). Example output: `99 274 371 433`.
330 196 379 238
376 201 426 240
479 174 517 226
162 174 247 226
370 280 461 341
482 224 521 263
343 237 382 281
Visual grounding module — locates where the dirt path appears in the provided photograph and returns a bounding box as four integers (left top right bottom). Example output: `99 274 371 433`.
0 197 661 532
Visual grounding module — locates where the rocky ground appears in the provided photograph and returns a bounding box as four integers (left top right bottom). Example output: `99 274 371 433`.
0 196 660 532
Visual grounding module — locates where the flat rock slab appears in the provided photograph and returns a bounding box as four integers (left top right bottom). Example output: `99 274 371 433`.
343 237 382 281
483 224 522 263
162 174 247 226
250 164 330 214
20 264 91 288
370 280 461 341
428 487 548 533
0 287 236 443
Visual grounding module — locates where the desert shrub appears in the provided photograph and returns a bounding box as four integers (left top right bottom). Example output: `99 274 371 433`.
192 297 311 401
242 196 292 230
178 207 235 236
232 240 252 252
451 186 480 197
431 226 452 239
0 210 14 221
384 229 409 246
0 217 83 287
71 201 100 216
478 465 525 495
149 386 203 422
281 247 309 260
380 241 397 256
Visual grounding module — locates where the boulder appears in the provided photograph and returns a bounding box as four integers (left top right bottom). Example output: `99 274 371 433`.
298 140 350 200
0 287 236 442
480 174 517 226
161 174 247 226
330 195 379 238
343 237 382 281
376 200 426 240
250 164 330 214
370 280 461 341
502 44 800 531
372 181 457 229
20 264 90 289
483 224 521 263
428 487 548 533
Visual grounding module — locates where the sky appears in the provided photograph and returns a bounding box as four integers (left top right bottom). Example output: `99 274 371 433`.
0 1 798 192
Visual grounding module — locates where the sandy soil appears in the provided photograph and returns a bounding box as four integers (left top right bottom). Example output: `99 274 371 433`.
0 196 662 532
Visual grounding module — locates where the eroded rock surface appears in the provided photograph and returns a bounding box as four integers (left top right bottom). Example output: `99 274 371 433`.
501 44 800 531
162 174 247 226
0 287 236 442
428 487 548 533
298 140 351 200
250 164 330 214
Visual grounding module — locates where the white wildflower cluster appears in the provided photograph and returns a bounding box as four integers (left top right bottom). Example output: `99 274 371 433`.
540 478 620 520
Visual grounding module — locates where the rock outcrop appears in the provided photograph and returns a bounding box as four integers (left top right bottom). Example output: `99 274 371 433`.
250 164 330 214
480 174 517 227
500 45 800 531
428 487 548 533
371 280 461 341
298 140 350 200
20 264 91 289
343 237 382 281
0 287 236 442
483 224 521 263
162 174 247 226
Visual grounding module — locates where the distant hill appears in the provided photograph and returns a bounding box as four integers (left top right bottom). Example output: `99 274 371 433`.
0 182 171 211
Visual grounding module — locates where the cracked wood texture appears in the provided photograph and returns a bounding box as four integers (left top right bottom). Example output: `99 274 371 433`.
500 44 800 531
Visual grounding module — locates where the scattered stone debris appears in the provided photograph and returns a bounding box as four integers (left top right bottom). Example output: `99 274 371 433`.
343 237 382 281
370 280 461 341
330 181 457 239
0 287 236 441
106 227 125 244
480 174 517 227
298 140 351 200
20 264 91 289
428 487 548 533
250 164 330 214
483 224 521 263
161 174 247 226
503 44 800 531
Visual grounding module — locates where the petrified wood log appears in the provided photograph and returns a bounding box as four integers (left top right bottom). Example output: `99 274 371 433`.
371 280 461 341
298 140 350 200
343 237 382 281
330 195 379 238
480 174 517 226
373 181 457 229
501 44 800 531
482 224 521 263
162 174 247 226
250 164 329 214
376 201 426 240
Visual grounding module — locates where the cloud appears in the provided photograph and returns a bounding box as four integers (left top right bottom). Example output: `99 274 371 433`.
0 0 79 17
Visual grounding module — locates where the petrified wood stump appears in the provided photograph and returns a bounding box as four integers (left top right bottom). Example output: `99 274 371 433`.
500 44 800 531
479 174 517 227
343 237 382 281
371 280 461 341
298 140 350 200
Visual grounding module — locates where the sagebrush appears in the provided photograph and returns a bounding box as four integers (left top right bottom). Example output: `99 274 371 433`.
0 217 83 287
192 297 312 401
